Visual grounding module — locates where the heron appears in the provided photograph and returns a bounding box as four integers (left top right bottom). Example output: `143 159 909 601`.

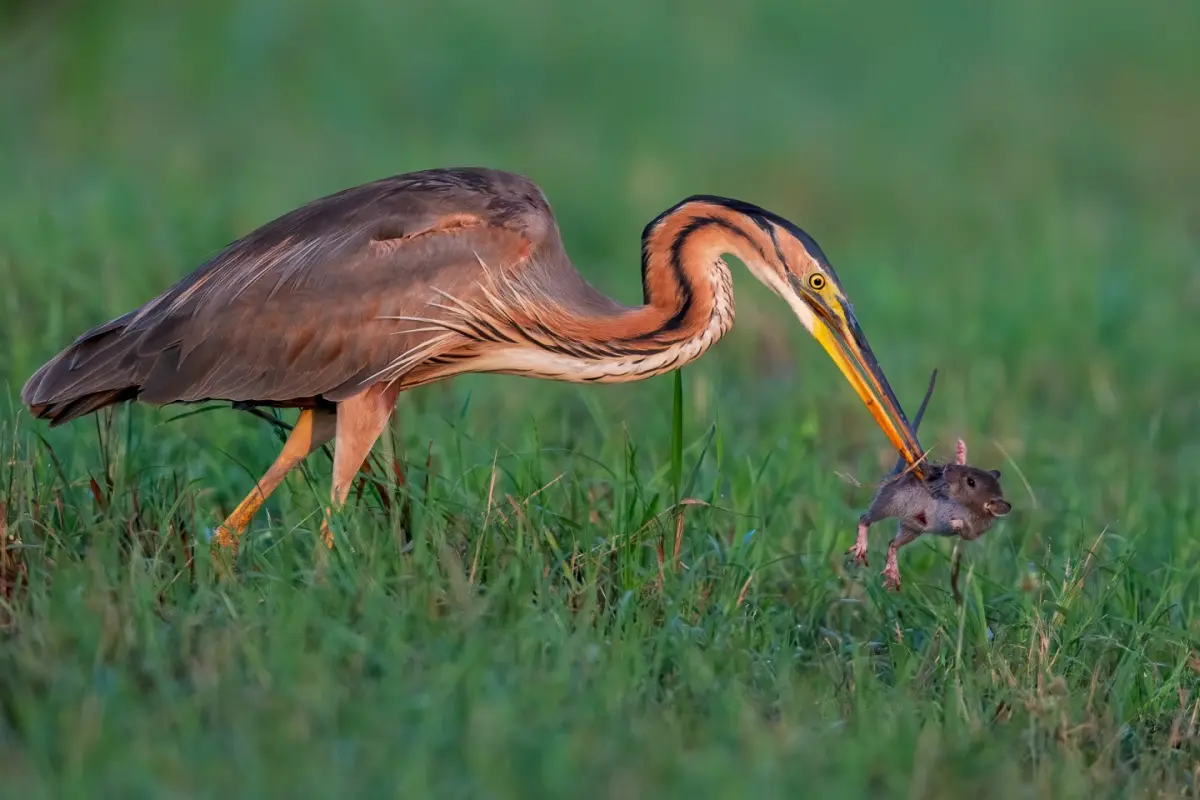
21 167 926 553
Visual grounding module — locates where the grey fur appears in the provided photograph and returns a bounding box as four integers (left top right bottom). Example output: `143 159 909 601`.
848 368 1011 590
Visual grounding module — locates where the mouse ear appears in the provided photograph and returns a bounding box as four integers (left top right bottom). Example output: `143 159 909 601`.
988 469 1001 479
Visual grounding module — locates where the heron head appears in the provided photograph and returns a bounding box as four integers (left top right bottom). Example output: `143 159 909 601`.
726 203 927 473
646 195 929 474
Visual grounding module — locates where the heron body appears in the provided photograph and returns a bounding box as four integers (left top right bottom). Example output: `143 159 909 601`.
22 167 925 551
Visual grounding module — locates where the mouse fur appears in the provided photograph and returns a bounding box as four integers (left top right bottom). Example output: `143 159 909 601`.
846 369 1011 590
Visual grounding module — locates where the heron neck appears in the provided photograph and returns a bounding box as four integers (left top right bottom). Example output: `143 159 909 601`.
418 203 774 384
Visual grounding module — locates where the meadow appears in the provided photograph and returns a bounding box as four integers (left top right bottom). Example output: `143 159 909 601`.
1 1 1199 796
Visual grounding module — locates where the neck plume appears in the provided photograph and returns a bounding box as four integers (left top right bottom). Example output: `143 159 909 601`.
406 198 789 385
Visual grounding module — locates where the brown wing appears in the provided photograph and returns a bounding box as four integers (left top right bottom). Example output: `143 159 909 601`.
22 167 564 425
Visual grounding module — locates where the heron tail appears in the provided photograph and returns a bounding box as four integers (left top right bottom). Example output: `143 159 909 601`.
21 312 145 426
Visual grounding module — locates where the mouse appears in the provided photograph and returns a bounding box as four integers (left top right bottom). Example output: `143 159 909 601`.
846 369 1012 591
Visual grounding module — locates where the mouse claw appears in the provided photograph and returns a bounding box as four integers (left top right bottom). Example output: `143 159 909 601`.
882 562 902 592
847 522 870 567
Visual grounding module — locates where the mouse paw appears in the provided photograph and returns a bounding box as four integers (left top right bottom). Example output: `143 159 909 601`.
881 562 902 591
846 541 869 567
950 518 966 533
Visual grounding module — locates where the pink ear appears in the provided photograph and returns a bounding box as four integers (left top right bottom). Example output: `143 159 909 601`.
955 438 967 465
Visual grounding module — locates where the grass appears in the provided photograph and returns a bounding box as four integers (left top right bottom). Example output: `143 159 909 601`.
2 0 1199 796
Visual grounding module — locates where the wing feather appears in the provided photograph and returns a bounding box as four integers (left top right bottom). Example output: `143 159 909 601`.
22 167 563 423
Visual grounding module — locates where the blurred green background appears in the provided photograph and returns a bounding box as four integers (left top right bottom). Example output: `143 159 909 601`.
1 1 1199 796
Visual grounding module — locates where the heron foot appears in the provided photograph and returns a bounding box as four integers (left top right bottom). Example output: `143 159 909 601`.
319 515 336 549
214 503 259 553
209 521 246 580
213 525 241 554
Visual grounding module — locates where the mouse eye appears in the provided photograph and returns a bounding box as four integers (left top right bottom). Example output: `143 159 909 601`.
966 477 976 488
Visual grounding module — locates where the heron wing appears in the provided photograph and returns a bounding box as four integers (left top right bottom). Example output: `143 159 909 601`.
22 168 563 421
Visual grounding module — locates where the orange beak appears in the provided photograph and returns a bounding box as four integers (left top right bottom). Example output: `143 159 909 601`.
807 297 928 477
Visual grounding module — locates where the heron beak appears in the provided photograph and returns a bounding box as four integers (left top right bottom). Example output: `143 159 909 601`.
804 292 927 475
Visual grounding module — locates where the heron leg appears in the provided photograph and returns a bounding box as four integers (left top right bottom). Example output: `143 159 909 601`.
882 525 922 591
319 383 401 548
214 408 336 552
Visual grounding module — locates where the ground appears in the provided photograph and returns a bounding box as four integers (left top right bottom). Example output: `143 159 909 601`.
1 1 1199 796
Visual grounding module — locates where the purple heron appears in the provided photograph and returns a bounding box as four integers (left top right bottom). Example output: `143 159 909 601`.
21 167 925 552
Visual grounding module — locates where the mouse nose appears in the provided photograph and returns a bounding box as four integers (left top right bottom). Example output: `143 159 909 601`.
986 499 1012 517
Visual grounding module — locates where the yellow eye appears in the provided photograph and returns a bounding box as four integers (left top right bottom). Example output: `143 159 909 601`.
808 274 827 291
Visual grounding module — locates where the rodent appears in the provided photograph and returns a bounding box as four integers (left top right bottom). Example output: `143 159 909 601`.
846 369 1011 591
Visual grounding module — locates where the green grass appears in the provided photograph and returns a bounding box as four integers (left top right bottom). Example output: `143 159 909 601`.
2 0 1200 796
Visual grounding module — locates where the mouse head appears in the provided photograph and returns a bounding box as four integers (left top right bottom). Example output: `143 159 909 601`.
943 464 1011 518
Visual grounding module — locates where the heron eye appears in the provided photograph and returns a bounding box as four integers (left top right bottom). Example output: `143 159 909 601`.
808 274 826 291
967 477 976 488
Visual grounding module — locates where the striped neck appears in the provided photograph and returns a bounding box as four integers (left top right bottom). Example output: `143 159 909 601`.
399 198 796 386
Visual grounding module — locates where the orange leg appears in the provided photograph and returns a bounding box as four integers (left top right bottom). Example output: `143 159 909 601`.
319 382 402 548
214 408 336 552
